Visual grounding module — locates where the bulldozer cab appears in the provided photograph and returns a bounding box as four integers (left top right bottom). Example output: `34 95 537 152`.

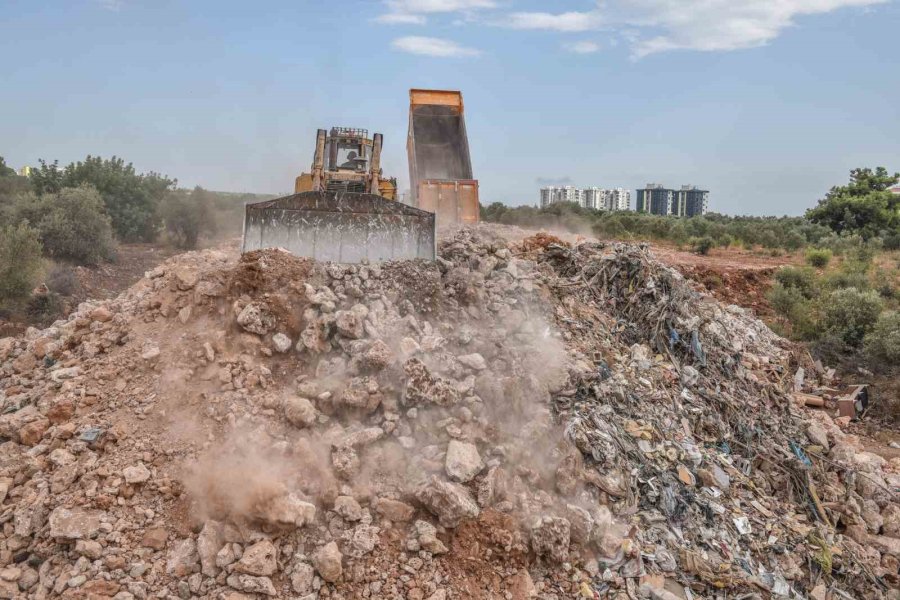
295 127 396 199
328 127 370 173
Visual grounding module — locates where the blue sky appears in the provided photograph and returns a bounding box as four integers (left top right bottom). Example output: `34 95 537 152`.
1 0 898 215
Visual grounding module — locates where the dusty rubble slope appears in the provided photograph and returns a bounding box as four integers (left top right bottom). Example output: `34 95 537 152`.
0 226 898 600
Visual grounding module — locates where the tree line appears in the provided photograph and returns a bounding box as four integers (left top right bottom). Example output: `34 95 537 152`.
0 154 264 317
482 167 900 254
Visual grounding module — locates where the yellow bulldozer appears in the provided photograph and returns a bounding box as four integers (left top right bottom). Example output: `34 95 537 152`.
241 89 479 263
294 127 398 199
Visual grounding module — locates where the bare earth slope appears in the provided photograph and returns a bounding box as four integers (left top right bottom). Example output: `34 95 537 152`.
0 226 897 599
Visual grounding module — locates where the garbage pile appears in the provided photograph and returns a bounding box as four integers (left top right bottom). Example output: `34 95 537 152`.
0 226 897 600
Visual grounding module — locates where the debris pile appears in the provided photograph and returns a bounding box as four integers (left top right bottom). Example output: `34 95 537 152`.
0 227 897 599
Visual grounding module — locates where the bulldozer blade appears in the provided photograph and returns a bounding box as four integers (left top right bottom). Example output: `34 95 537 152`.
242 191 436 263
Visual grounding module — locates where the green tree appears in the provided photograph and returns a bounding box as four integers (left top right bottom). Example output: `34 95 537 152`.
31 156 176 242
822 288 883 347
865 311 900 367
0 156 16 177
161 186 215 249
12 186 115 265
0 222 44 309
806 167 900 239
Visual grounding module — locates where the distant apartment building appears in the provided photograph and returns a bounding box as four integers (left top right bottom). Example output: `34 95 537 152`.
636 184 675 215
540 186 561 208
17 166 32 177
607 188 631 211
541 185 630 211
582 187 603 210
675 185 709 217
562 186 582 205
889 184 900 196
637 183 708 217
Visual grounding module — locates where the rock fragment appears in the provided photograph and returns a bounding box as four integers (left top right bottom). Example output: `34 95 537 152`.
237 302 275 335
444 440 484 483
283 396 317 428
123 463 151 484
415 476 480 528
48 507 103 540
312 541 343 583
530 516 571 563
236 540 277 577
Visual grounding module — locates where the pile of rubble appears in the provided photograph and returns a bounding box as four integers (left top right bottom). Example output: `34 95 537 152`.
0 227 897 600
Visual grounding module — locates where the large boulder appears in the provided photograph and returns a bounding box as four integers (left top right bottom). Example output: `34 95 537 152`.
236 540 278 577
444 440 484 483
415 476 479 528
48 507 103 540
312 541 343 583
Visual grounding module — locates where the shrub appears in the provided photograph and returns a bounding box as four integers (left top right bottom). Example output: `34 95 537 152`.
46 263 80 296
161 187 214 249
25 292 64 325
865 311 900 367
883 232 900 251
13 186 114 265
0 223 44 309
690 236 715 255
805 248 832 268
822 288 883 347
822 269 871 292
781 229 807 251
768 283 817 340
774 266 818 299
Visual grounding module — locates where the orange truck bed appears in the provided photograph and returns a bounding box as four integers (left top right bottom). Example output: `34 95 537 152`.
407 89 479 226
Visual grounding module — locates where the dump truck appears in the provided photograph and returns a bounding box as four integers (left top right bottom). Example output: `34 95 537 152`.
407 89 480 227
242 127 435 263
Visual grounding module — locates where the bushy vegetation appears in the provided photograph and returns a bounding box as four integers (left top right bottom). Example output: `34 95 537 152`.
1 153 274 321
0 223 44 309
767 242 899 371
805 248 832 268
481 201 833 251
11 186 114 265
822 288 884 346
161 187 215 249
29 156 176 242
690 236 715 255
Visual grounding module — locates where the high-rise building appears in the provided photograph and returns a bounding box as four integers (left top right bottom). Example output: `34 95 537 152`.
608 188 631 211
637 184 707 216
540 186 559 208
636 184 675 215
561 186 582 205
582 187 603 210
675 185 709 217
540 185 631 211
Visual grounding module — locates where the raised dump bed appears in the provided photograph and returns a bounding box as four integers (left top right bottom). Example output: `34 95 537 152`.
242 191 435 263
407 89 480 227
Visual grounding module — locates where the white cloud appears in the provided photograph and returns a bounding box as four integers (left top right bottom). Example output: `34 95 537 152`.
564 40 601 54
505 11 603 32
377 0 495 27
391 36 481 57
616 0 889 57
385 0 496 14
96 0 123 11
375 13 428 25
497 1 888 57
